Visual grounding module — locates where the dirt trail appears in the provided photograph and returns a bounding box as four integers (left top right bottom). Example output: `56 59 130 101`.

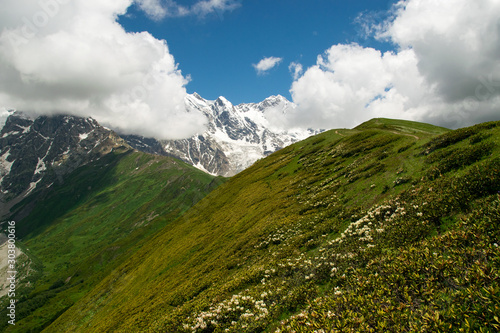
391 131 420 140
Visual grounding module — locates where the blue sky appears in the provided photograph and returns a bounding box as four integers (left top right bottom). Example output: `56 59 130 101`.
119 0 398 104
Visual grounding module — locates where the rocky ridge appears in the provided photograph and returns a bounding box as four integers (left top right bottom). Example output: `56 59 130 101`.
0 112 129 218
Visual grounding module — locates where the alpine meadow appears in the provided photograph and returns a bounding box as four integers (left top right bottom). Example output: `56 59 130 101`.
3 117 499 332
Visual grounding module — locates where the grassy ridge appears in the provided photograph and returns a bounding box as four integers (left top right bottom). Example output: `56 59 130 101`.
43 119 499 332
0 150 224 332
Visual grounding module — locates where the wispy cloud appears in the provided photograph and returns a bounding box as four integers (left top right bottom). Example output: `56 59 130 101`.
192 0 241 18
253 57 283 75
135 0 240 20
289 62 303 80
135 0 169 21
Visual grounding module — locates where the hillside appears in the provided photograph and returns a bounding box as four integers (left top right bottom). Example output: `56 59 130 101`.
0 150 224 332
42 118 500 332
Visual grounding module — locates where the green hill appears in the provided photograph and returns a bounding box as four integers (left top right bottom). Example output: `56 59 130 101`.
0 150 224 332
40 119 500 332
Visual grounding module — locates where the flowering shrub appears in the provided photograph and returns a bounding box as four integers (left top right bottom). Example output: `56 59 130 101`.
277 196 500 332
159 122 500 333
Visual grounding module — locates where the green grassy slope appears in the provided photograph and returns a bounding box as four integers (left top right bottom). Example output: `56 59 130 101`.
48 119 500 332
0 150 224 332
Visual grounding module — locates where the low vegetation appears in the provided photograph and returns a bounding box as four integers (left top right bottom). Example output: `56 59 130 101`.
4 118 500 332
0 151 224 332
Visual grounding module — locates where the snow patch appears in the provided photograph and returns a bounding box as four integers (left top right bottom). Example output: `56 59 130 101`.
24 178 42 197
79 132 90 141
0 150 14 179
193 162 217 176
79 128 96 142
18 125 31 134
34 130 48 140
1 131 16 138
34 158 46 175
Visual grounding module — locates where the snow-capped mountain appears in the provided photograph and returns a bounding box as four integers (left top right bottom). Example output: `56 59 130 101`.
0 112 129 218
124 93 318 176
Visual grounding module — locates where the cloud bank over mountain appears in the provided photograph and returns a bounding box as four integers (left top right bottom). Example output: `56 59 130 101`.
286 0 500 130
0 0 206 139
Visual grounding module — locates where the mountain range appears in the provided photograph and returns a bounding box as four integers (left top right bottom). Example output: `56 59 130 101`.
123 93 318 176
0 106 499 332
0 93 314 220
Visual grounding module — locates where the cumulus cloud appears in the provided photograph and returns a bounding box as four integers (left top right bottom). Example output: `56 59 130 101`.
0 0 206 139
380 0 500 104
253 56 283 75
284 0 500 130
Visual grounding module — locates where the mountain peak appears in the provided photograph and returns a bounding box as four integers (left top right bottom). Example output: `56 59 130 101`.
264 94 287 102
10 110 34 121
124 92 315 177
215 96 232 106
191 92 204 100
130 92 316 177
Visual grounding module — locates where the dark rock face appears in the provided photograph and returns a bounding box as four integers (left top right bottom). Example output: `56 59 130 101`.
163 137 231 176
120 134 167 156
0 112 129 217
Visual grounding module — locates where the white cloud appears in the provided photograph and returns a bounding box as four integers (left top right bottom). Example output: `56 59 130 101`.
253 56 283 75
135 0 240 20
135 0 169 20
289 62 303 80
380 0 500 104
285 0 500 130
0 0 206 140
192 0 241 17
